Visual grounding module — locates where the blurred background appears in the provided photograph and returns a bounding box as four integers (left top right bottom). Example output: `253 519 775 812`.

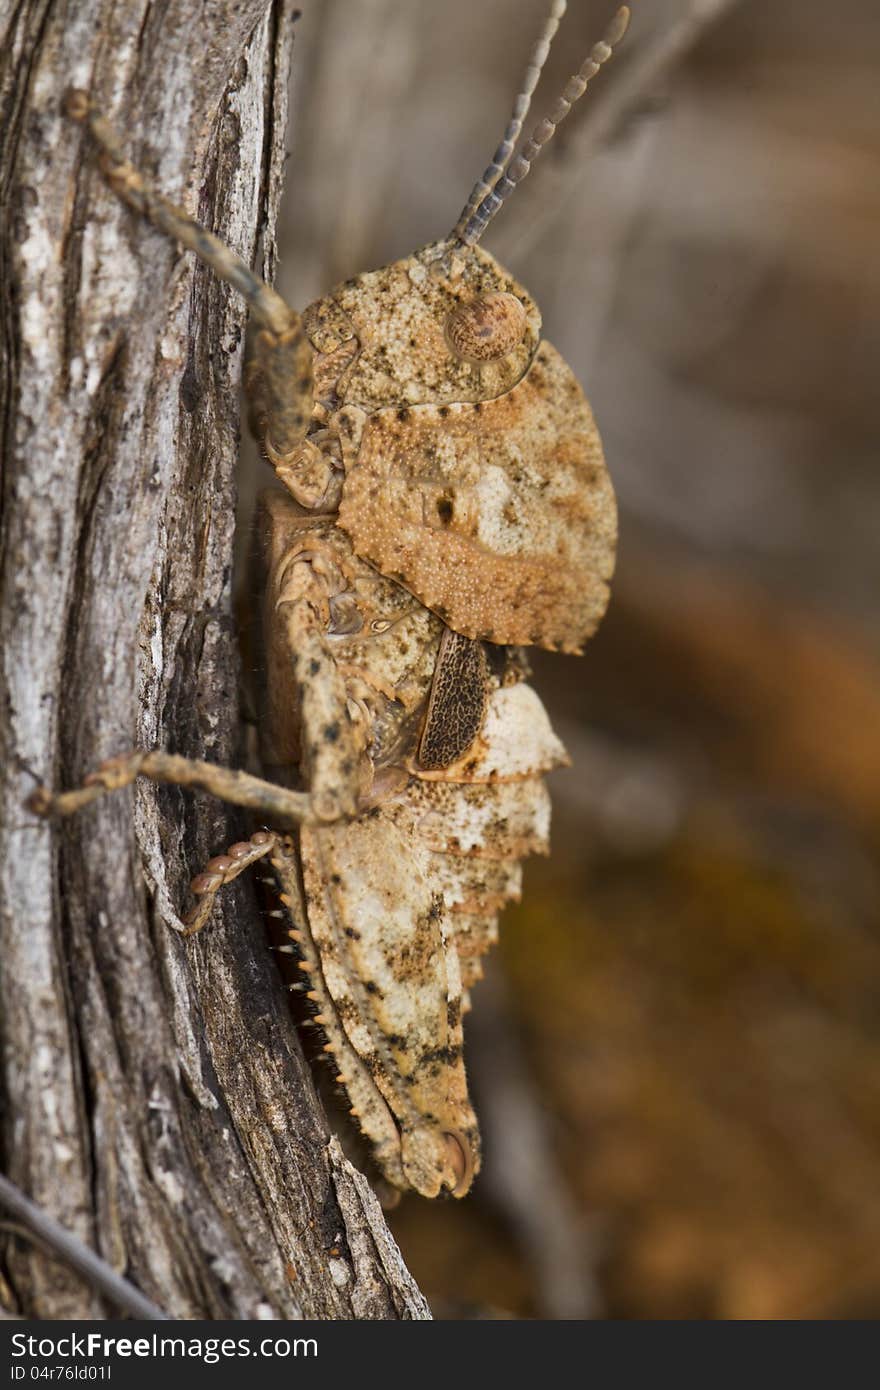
253 0 880 1317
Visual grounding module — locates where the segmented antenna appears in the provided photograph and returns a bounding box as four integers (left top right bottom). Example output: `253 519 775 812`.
455 5 631 248
451 0 568 242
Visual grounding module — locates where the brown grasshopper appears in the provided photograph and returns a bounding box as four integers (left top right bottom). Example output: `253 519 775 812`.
30 0 626 1200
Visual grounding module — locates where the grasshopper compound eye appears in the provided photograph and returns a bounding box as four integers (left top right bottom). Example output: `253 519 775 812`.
445 292 527 363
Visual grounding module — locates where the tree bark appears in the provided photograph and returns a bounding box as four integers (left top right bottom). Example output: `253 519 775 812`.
0 0 428 1320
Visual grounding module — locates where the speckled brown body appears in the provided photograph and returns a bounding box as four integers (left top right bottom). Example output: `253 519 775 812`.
278 239 616 653
51 9 625 1201
255 493 568 1196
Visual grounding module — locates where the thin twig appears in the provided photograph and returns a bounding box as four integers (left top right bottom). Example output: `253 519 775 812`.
0 1175 169 1321
468 965 602 1319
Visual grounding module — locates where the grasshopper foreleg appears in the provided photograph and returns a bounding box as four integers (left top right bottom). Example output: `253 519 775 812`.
66 90 315 477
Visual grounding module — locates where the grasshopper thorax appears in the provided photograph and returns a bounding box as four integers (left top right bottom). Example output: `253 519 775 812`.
314 237 616 655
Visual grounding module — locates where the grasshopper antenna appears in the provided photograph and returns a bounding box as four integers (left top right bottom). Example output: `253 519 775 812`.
455 4 631 248
451 0 568 242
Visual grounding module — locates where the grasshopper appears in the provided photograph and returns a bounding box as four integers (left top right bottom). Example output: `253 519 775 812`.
31 0 626 1200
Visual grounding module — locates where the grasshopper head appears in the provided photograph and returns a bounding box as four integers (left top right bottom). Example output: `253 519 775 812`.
319 238 540 412
307 4 630 415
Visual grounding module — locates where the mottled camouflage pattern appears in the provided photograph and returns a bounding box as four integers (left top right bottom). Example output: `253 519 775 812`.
55 67 620 1201
256 494 568 1197
292 238 617 653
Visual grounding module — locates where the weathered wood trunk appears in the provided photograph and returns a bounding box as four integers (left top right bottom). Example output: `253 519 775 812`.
0 0 428 1319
